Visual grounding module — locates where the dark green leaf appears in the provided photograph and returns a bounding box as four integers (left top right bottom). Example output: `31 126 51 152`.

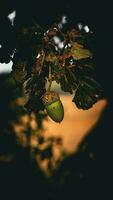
72 77 103 109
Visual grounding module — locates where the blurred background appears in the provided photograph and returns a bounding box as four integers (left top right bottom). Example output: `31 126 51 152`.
0 0 112 199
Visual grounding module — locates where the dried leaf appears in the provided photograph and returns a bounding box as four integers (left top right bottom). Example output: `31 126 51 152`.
72 77 103 109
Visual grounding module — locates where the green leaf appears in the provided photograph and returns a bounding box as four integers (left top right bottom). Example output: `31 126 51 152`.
71 42 92 60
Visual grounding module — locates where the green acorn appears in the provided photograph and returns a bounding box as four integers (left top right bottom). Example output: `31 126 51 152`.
42 91 64 123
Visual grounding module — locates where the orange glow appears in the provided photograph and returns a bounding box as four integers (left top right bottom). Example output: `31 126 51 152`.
43 95 107 154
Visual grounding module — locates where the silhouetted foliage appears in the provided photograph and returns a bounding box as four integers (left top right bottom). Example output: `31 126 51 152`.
0 0 112 199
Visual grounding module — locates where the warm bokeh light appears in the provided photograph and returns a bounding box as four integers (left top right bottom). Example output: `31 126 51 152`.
43 95 107 154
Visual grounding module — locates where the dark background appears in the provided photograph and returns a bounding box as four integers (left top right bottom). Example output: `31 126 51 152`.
0 0 112 199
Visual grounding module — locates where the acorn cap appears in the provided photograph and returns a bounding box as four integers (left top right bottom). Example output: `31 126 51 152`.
42 91 60 106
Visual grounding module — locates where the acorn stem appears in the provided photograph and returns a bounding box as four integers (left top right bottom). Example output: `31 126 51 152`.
47 65 52 91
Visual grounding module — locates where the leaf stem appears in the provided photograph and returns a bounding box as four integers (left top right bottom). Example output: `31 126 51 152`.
47 65 52 91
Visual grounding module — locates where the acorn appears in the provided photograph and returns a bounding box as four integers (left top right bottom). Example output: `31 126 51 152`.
42 91 64 123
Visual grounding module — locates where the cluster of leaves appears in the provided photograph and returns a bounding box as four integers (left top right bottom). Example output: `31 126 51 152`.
10 23 103 113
